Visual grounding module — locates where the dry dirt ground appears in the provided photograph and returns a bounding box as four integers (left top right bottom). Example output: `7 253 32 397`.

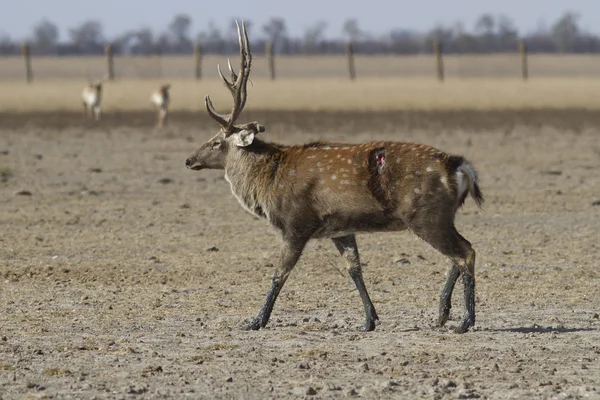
1 110 599 399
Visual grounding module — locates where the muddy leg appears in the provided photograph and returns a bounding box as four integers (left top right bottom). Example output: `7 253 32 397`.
244 237 307 331
438 263 460 327
411 222 476 333
456 249 476 333
332 235 379 331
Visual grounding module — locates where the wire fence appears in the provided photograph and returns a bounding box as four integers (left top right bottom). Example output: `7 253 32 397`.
3 48 600 82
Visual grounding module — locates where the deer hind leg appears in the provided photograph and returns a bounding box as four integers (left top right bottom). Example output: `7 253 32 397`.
332 235 379 331
410 222 476 333
94 106 101 121
156 108 162 128
161 108 168 127
438 263 460 327
244 237 307 331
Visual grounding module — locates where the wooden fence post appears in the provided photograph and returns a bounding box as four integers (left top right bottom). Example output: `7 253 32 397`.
519 41 528 81
434 40 444 82
194 40 202 80
21 43 33 83
345 42 356 80
265 41 275 81
104 44 114 80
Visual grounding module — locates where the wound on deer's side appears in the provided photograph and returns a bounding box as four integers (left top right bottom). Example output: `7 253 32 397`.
367 148 395 212
374 148 386 174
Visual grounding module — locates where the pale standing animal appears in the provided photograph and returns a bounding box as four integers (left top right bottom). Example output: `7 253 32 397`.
186 22 484 333
151 84 171 128
82 82 103 121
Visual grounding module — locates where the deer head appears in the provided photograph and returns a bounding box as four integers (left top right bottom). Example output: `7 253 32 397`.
186 21 265 171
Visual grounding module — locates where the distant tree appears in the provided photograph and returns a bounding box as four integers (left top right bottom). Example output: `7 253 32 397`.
496 15 518 50
69 20 104 51
262 17 288 52
168 13 192 49
0 31 15 55
113 30 135 54
428 24 454 43
552 12 580 52
33 19 59 51
389 28 420 54
134 28 155 54
342 18 362 42
155 33 170 54
474 13 497 51
475 14 495 36
197 20 225 52
303 20 328 53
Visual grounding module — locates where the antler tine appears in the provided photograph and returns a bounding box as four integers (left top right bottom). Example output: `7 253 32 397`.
217 64 232 89
205 95 228 127
239 21 252 114
228 20 252 127
227 59 238 83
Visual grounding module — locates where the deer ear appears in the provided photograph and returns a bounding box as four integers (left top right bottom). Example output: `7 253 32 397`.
230 129 255 147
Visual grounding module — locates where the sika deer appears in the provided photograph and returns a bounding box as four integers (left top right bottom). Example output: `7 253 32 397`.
185 21 484 333
151 84 171 128
82 81 103 121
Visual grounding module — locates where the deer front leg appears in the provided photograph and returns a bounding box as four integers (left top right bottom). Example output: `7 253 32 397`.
332 235 379 331
244 237 307 331
438 263 460 327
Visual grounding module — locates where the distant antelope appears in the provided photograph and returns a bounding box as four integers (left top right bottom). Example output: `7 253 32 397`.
151 84 171 128
186 22 484 333
82 81 103 121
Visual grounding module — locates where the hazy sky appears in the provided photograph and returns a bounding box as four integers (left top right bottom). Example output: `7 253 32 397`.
1 0 598 40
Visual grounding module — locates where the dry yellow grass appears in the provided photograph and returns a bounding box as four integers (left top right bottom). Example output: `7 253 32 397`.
1 54 600 111
1 77 600 112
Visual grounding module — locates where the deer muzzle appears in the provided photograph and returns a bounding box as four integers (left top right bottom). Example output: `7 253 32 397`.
185 157 203 170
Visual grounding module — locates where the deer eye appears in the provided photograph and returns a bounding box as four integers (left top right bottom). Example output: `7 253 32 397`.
211 141 222 149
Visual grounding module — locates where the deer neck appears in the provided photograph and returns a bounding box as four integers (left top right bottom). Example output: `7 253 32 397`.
224 139 284 221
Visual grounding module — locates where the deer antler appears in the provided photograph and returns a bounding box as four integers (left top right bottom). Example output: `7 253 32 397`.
205 20 252 134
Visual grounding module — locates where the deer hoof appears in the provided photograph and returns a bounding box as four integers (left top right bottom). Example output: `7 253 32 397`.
243 318 261 331
454 317 475 334
358 320 377 332
438 313 450 327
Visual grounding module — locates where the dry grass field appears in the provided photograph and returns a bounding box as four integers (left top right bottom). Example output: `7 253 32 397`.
2 77 600 112
1 55 600 398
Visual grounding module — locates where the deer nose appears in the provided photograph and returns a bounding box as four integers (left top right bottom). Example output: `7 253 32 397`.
185 158 192 167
